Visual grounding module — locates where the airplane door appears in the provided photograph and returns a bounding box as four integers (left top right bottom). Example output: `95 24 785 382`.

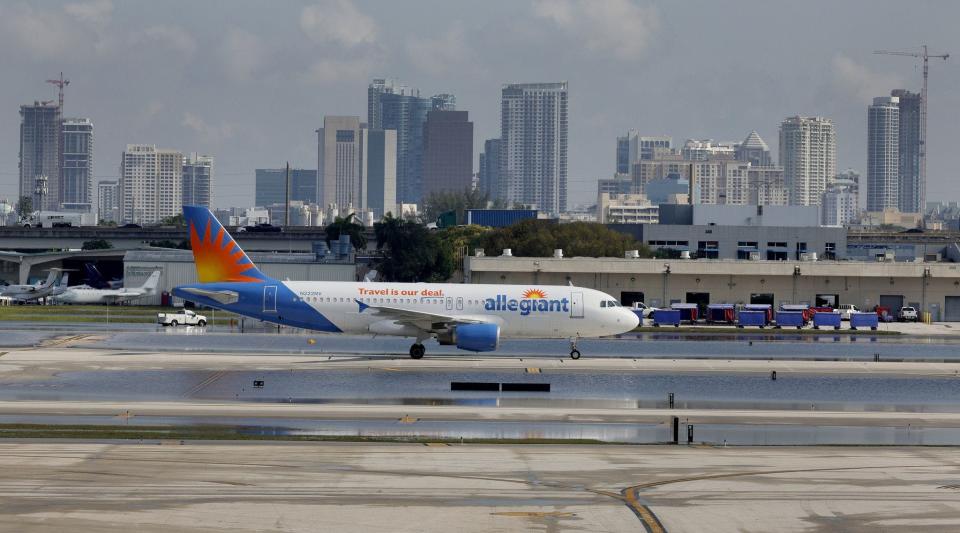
446 297 453 310
570 292 584 318
263 285 277 313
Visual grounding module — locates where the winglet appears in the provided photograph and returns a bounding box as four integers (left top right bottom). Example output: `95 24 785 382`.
355 298 369 313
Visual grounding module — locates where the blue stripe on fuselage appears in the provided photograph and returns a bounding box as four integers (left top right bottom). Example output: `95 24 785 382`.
173 281 341 333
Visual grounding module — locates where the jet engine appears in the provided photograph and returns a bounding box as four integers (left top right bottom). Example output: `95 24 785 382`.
438 323 500 352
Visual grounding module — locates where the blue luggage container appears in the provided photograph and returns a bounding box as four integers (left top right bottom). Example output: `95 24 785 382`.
737 310 767 328
776 311 805 329
850 312 879 330
653 308 681 327
813 311 841 329
707 304 735 324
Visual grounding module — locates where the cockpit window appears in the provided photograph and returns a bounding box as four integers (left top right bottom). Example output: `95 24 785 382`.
600 301 607 308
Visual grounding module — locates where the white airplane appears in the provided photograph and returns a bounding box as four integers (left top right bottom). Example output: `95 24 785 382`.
0 269 64 303
54 271 161 305
173 207 640 359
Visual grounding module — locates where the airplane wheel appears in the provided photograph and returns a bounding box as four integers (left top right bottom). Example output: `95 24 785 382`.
410 343 425 359
570 349 581 360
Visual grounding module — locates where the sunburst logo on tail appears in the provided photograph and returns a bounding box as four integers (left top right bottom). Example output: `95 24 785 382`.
189 215 263 283
523 289 547 299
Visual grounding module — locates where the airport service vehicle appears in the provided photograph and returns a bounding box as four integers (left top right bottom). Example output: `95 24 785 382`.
157 309 207 327
55 271 160 305
836 304 860 321
898 306 919 322
172 206 639 359
0 270 63 303
631 302 654 319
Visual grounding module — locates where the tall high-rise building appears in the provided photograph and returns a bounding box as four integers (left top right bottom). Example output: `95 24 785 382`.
479 138 503 201
97 180 119 223
867 97 900 212
360 129 397 218
892 89 922 213
182 153 213 208
254 168 317 208
422 110 473 198
431 93 456 111
736 131 772 167
19 101 61 212
779 116 836 206
119 145 183 224
501 82 568 214
60 118 94 207
317 116 362 211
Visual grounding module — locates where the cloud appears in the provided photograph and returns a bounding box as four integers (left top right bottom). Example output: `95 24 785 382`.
405 23 470 76
134 25 198 57
218 28 267 80
302 56 378 85
182 112 236 144
0 4 85 59
532 0 659 60
64 0 113 29
300 0 377 47
831 54 904 102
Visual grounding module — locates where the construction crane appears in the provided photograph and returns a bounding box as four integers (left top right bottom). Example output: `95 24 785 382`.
873 45 949 210
45 72 69 113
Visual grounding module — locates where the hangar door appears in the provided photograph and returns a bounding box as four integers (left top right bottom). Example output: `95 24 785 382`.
945 297 960 322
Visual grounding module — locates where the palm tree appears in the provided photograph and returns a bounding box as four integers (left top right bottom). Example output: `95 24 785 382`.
324 212 367 250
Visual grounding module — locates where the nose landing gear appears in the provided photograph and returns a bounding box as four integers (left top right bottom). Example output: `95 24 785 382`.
569 337 581 360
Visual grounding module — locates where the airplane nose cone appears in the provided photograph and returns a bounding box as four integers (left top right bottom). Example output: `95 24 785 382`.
624 309 640 331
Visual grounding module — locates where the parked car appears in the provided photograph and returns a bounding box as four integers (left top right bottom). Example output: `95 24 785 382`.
631 302 655 318
157 309 207 327
836 304 860 321
898 306 919 322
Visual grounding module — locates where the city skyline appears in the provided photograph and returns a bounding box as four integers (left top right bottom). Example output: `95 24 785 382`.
0 1 958 210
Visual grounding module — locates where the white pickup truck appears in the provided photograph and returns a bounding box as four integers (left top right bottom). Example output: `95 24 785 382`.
157 309 207 327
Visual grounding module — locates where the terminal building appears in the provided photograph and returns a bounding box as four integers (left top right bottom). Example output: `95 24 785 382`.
466 254 960 322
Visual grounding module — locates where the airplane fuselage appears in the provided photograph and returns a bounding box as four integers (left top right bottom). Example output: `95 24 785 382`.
174 281 639 340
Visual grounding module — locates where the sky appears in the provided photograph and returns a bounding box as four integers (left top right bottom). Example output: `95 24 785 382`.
1 0 959 209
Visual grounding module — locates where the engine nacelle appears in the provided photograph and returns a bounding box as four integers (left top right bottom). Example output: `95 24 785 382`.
453 323 500 352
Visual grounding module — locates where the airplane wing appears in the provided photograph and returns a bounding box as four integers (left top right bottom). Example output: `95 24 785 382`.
354 299 489 331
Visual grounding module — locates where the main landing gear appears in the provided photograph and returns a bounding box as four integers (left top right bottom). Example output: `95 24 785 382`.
409 343 426 359
569 337 581 360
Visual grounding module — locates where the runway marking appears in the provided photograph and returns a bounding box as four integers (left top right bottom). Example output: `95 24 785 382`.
398 416 418 424
491 511 575 518
424 443 449 447
182 370 228 398
620 462 938 533
525 367 541 374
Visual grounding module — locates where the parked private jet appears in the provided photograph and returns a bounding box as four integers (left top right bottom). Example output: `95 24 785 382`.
53 270 161 305
173 207 639 358
0 270 64 303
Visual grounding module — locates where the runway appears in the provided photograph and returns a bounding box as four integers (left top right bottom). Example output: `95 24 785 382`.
0 441 957 533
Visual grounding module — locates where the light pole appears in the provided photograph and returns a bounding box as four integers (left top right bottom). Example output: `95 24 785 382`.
662 263 671 307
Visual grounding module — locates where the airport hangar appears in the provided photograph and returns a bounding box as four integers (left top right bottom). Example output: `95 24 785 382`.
466 255 960 322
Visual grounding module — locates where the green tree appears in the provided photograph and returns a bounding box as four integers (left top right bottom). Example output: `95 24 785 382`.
374 214 453 282
99 220 117 227
81 239 113 250
479 219 650 258
161 214 185 226
421 187 491 224
324 212 367 250
17 196 32 219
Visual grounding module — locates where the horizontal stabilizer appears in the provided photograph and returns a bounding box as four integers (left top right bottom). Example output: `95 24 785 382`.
179 287 239 305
